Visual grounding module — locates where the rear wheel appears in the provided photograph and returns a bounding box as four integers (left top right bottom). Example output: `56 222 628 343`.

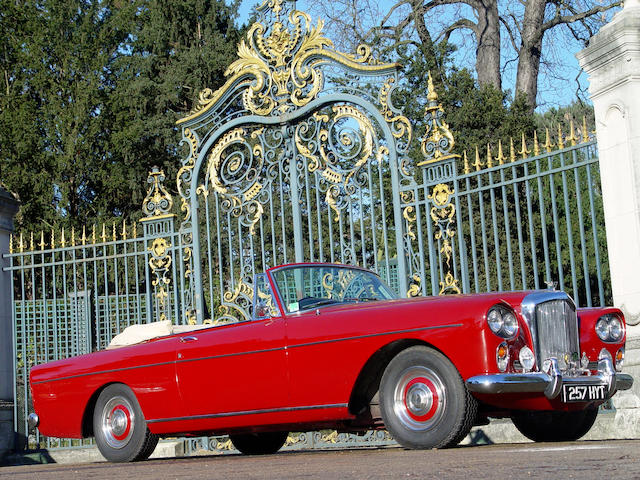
229 431 288 455
93 384 158 462
512 408 598 442
379 346 477 449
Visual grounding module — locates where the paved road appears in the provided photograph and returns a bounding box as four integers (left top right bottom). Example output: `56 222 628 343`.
2 440 638 479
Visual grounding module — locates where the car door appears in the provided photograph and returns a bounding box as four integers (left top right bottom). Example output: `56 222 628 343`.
175 275 288 423
274 265 380 412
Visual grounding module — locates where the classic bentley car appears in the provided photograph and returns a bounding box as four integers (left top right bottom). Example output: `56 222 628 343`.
29 263 633 462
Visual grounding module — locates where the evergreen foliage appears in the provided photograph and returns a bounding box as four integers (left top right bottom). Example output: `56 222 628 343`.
0 0 242 232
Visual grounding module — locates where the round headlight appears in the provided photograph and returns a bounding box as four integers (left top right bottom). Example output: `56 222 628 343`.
487 306 519 339
487 308 504 335
502 312 519 337
596 314 625 342
609 316 623 342
595 317 610 341
519 346 535 371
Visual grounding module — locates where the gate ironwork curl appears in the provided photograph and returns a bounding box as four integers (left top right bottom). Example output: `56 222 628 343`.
175 0 445 324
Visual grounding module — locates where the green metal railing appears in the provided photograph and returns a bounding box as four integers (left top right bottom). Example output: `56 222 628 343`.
453 138 610 306
7 216 182 450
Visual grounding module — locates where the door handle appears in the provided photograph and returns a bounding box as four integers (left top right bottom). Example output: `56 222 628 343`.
180 336 198 343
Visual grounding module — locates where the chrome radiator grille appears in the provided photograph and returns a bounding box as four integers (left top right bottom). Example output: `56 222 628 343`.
534 299 579 370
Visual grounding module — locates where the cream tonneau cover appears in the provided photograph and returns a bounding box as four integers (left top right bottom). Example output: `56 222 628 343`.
107 320 209 349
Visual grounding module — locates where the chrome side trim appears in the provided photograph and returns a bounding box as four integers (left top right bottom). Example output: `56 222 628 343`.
147 403 348 424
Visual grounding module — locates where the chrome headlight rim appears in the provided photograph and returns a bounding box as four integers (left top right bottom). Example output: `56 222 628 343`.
487 305 519 339
595 314 625 343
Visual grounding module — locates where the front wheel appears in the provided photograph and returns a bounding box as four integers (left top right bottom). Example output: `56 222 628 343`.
379 346 477 449
229 431 288 455
512 408 598 442
93 383 158 462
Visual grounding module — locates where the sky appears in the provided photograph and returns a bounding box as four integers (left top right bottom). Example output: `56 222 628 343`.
235 0 601 112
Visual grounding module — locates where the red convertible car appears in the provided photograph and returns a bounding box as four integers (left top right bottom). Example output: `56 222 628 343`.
29 263 633 462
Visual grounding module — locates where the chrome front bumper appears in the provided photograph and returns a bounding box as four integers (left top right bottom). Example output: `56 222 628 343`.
466 357 634 400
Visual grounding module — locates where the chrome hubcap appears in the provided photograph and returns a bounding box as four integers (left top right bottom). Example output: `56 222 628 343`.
406 383 433 416
393 366 446 431
101 396 135 449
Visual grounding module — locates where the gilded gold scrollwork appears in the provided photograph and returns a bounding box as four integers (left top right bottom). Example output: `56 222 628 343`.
379 77 412 145
202 127 267 235
148 237 173 321
407 274 421 298
142 167 173 218
177 2 399 124
217 280 254 324
295 104 379 221
427 183 461 295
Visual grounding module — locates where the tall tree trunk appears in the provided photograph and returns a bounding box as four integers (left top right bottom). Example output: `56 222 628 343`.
516 0 546 109
475 0 501 89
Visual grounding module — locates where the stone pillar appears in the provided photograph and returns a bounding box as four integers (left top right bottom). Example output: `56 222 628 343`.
577 0 640 437
0 185 20 460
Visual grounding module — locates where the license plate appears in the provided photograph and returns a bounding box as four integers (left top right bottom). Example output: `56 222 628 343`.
562 384 607 402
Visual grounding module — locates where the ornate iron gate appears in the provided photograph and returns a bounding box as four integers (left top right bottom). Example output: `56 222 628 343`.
176 0 421 324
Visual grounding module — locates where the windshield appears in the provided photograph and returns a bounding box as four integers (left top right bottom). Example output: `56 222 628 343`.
271 265 398 313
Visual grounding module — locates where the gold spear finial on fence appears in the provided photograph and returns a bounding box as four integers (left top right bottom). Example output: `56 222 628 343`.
112 223 117 242
51 229 55 249
533 131 540 156
92 224 96 244
30 232 34 251
60 228 66 248
427 71 438 102
463 151 470 174
557 124 565 150
19 233 24 253
543 128 554 153
581 116 589 143
9 234 13 254
81 226 87 246
39 231 46 251
510 137 516 162
567 120 578 146
473 146 483 171
496 140 506 165
519 132 530 159
71 227 76 247
121 219 127 241
132 221 137 238
101 223 107 243
486 144 493 168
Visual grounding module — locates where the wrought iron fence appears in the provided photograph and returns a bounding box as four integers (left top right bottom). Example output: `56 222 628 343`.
7 169 184 450
451 132 609 307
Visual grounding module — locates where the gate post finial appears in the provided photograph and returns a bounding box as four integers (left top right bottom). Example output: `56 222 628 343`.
406 71 462 296
418 72 459 167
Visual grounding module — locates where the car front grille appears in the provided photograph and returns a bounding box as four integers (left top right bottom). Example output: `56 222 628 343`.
534 299 580 371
